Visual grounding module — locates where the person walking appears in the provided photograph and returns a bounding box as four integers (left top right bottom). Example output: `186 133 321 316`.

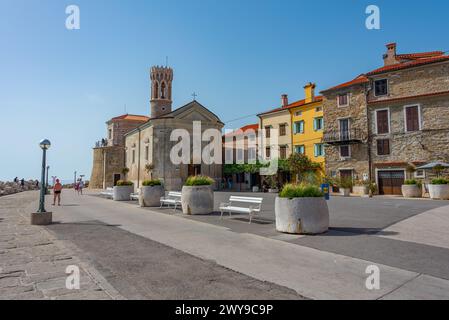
78 179 84 195
20 178 25 190
53 179 63 206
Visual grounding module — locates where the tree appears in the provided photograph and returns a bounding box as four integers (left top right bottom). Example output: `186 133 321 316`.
287 153 314 182
145 163 155 180
121 167 129 180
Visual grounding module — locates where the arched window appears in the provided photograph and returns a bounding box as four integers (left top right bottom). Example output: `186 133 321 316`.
154 82 159 99
161 82 166 99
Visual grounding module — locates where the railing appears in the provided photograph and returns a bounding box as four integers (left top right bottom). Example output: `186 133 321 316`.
95 139 109 148
323 128 365 144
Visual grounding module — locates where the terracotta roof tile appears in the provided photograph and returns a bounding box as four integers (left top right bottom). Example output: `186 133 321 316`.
257 96 323 116
111 114 150 122
366 55 449 76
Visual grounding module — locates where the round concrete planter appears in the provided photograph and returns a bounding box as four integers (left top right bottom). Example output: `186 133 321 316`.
113 185 134 201
401 185 422 198
340 188 351 197
275 197 329 235
353 186 368 196
181 185 214 215
429 184 449 200
139 185 165 207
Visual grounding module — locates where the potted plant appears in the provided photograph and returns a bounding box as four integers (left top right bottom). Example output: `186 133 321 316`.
428 178 449 200
144 163 155 180
264 176 278 193
181 176 214 215
338 177 353 197
139 179 164 207
113 180 134 201
401 179 422 198
121 167 130 180
275 184 329 235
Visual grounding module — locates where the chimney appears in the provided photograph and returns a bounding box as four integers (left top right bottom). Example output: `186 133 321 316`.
383 42 399 66
304 82 316 104
281 94 289 107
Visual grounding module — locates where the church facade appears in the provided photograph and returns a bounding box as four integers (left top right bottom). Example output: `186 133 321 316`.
90 66 224 191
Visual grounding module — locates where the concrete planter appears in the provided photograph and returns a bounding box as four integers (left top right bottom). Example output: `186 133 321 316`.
353 186 368 196
429 184 449 200
340 188 351 197
275 197 329 235
401 185 422 198
139 185 165 207
113 185 134 201
181 185 214 215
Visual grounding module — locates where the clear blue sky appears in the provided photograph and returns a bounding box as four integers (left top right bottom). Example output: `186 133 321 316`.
1 0 448 181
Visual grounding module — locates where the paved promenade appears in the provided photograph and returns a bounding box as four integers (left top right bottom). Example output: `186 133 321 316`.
2 190 449 300
0 192 120 300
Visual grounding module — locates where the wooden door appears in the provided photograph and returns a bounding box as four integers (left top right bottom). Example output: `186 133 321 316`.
378 171 404 195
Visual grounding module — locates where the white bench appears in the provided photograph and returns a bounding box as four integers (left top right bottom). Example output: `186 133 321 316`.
130 188 141 201
219 196 263 224
100 187 113 198
160 191 182 211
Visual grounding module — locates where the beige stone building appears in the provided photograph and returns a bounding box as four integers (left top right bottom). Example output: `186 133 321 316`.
90 66 224 191
322 43 449 195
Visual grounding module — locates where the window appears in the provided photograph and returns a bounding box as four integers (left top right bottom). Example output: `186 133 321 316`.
248 134 256 142
265 126 271 138
108 129 112 139
265 147 271 159
314 144 325 157
295 145 305 154
279 124 287 136
248 147 256 162
132 150 136 164
415 169 425 178
405 105 421 132
314 117 324 131
374 79 388 96
225 149 233 163
280 146 287 159
340 145 350 158
295 111 302 117
339 118 350 140
294 121 304 134
338 94 349 107
315 106 323 112
377 139 390 155
145 146 149 161
376 109 390 134
237 149 244 162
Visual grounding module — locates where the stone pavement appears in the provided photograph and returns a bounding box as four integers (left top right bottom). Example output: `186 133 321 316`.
0 191 121 300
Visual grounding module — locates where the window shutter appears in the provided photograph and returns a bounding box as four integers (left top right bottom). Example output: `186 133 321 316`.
377 110 389 134
406 106 419 131
300 121 304 133
313 119 317 131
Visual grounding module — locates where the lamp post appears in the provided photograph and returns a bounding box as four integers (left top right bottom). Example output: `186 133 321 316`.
38 139 51 213
46 165 50 194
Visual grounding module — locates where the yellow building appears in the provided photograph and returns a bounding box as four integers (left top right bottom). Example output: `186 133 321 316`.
289 83 325 170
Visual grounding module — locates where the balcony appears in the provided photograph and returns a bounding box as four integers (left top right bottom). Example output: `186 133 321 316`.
323 128 365 145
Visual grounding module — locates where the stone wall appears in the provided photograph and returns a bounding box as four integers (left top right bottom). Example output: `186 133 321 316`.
0 180 40 197
323 83 370 179
108 119 148 147
368 62 449 102
89 146 125 189
370 96 449 165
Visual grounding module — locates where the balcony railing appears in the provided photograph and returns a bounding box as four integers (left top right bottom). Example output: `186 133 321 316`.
323 128 365 145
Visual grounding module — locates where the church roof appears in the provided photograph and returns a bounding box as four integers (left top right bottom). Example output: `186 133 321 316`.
110 114 150 122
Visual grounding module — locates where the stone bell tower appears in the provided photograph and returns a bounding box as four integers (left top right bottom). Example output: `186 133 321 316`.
150 66 173 118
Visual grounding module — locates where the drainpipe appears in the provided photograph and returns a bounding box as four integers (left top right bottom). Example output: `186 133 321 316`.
365 82 373 181
137 128 141 188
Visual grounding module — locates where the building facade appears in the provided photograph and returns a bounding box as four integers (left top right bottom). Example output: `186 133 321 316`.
322 43 449 194
289 83 325 170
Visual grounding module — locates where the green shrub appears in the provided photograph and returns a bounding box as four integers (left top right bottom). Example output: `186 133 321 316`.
338 177 353 189
279 184 324 198
116 180 133 186
404 179 418 185
184 175 214 186
431 178 448 185
142 179 162 187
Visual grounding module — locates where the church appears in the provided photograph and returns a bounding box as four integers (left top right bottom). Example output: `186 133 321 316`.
90 66 224 191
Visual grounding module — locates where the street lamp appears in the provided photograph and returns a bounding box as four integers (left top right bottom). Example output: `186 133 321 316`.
38 139 51 213
46 165 50 194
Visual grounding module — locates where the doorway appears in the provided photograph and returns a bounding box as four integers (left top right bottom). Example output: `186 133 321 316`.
378 170 405 195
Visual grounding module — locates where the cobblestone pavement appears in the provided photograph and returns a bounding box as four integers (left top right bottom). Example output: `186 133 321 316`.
0 192 121 300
